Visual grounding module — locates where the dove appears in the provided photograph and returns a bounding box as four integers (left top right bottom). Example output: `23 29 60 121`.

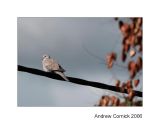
42 54 69 81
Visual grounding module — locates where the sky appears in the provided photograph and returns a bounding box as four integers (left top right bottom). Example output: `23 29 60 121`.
17 17 142 107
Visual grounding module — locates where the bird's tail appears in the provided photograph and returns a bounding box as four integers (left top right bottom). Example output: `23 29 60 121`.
55 71 69 81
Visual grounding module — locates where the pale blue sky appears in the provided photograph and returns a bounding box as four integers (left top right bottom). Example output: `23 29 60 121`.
17 17 142 106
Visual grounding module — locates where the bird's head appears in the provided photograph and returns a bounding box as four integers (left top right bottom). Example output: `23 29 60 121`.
42 54 50 59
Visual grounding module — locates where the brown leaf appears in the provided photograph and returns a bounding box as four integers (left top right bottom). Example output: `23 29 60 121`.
114 98 120 106
135 35 142 46
128 34 136 46
110 96 120 106
133 18 142 34
128 61 137 71
106 52 117 69
136 18 142 28
127 88 132 94
137 57 142 71
128 89 135 101
111 96 116 105
99 96 110 106
119 21 130 37
134 79 140 87
99 99 107 106
126 80 132 89
130 70 136 79
128 61 137 79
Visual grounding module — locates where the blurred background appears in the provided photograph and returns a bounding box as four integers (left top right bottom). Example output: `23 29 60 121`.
17 17 142 106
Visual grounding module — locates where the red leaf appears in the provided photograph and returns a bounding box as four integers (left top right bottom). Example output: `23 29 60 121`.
126 80 132 89
137 57 142 72
134 79 140 87
128 61 137 79
106 52 117 69
119 21 130 37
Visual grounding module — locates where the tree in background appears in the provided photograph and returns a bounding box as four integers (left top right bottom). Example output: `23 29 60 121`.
97 18 142 106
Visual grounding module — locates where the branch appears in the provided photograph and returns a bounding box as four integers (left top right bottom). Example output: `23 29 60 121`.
18 65 142 97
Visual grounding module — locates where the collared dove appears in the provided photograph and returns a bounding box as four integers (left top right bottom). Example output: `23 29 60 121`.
42 54 69 81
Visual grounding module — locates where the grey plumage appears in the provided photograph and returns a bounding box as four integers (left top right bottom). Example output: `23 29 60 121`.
42 54 69 81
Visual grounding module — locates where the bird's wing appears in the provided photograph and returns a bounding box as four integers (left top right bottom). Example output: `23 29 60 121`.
43 58 66 72
58 64 65 72
43 58 59 71
50 58 60 71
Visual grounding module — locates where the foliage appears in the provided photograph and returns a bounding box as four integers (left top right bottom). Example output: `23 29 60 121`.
97 17 143 106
